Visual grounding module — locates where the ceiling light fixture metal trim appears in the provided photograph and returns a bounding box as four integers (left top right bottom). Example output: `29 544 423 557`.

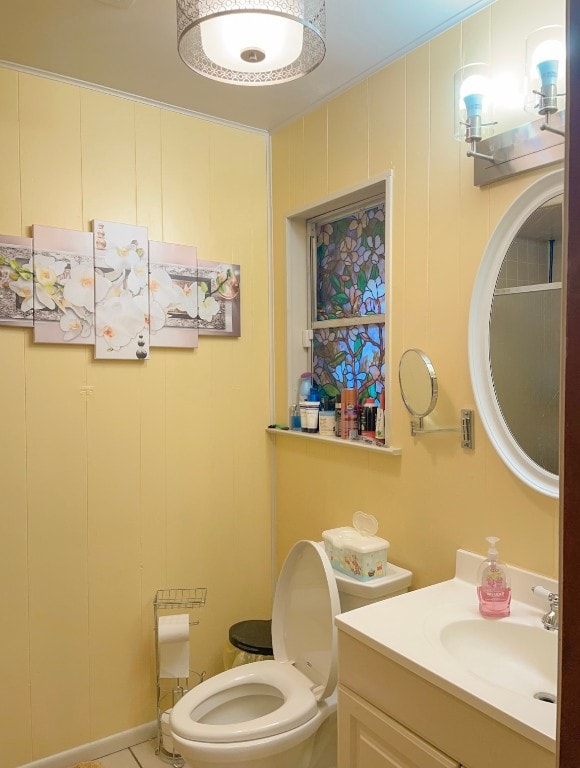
176 0 326 86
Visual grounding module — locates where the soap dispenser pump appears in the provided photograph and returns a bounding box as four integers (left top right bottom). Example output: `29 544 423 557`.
477 536 511 618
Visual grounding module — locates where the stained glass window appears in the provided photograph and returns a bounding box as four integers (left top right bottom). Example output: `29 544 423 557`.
312 324 385 401
310 200 387 402
315 203 385 320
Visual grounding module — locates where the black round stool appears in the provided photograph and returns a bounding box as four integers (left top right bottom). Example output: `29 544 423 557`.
228 619 273 667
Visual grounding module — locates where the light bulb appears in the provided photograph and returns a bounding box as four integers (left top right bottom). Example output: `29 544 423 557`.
460 74 490 101
532 39 565 71
531 39 564 89
460 74 491 119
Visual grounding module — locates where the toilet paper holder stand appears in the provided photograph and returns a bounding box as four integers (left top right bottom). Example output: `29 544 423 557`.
154 587 208 767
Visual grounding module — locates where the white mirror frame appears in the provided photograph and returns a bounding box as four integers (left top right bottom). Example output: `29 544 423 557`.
468 168 563 498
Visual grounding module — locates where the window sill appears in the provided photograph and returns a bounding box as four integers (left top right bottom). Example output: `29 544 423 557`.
266 427 402 455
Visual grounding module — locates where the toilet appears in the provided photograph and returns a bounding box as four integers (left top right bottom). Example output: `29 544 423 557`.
169 540 411 768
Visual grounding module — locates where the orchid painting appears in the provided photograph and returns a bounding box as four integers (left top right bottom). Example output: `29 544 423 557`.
32 226 99 344
0 222 244 355
93 220 150 360
148 241 198 349
196 260 241 337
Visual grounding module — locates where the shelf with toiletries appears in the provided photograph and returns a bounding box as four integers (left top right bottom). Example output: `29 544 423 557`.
266 427 402 455
273 373 401 454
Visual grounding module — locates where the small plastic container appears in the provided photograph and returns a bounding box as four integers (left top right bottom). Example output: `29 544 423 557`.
319 406 336 436
300 401 320 432
322 511 390 581
298 373 312 402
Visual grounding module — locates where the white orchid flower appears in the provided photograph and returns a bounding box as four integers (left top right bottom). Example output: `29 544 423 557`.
63 264 109 311
149 268 180 309
174 281 198 319
33 253 67 310
59 309 92 341
197 284 220 322
127 259 149 295
134 293 166 333
103 240 141 271
95 294 146 350
9 275 34 313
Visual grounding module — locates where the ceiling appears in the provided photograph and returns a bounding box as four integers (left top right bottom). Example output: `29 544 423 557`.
0 0 494 132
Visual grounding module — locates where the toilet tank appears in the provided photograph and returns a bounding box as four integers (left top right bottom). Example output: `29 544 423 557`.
333 561 412 612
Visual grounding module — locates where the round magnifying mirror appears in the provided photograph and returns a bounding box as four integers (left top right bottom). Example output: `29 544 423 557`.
399 349 438 418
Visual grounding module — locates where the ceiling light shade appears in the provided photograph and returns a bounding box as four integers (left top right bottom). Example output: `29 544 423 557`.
176 0 326 86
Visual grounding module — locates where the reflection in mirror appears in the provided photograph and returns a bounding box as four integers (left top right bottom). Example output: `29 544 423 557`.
468 168 563 497
490 196 562 476
399 349 438 417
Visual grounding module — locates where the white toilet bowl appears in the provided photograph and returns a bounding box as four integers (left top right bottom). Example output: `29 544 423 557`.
169 540 412 768
170 540 340 768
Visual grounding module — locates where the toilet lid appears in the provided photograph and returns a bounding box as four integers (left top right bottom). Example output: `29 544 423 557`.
272 540 340 701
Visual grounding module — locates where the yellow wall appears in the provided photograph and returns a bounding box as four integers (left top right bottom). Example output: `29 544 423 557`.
271 0 562 587
0 69 272 766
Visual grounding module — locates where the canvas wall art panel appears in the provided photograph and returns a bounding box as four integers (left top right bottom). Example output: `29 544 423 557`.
197 260 241 337
0 234 34 327
148 241 198 349
32 226 96 344
93 220 150 360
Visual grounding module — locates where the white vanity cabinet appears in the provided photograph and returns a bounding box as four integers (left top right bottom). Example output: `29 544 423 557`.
337 630 555 768
338 685 460 767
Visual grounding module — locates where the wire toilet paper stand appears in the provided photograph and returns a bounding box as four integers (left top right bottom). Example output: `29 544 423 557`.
154 587 207 767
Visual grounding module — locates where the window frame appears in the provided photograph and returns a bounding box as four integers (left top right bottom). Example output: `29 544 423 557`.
283 172 394 445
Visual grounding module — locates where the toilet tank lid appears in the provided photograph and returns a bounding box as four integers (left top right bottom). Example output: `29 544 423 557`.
272 540 340 702
333 561 412 598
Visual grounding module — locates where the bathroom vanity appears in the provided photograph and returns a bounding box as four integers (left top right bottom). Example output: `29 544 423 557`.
335 551 557 768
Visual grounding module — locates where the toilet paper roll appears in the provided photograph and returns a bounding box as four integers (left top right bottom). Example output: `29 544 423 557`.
158 614 190 678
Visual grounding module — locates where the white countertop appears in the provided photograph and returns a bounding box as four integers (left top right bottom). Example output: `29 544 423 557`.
335 550 558 752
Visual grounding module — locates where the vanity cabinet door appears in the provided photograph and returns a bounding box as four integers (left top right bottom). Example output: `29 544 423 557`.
338 686 461 768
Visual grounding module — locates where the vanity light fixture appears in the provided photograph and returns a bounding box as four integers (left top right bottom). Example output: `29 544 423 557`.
454 63 497 162
176 0 326 86
525 25 566 137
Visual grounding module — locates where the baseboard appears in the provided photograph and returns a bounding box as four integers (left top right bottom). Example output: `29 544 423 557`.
18 721 157 768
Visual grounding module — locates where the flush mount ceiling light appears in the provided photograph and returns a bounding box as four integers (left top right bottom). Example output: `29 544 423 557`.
454 62 497 162
176 0 326 86
525 25 566 137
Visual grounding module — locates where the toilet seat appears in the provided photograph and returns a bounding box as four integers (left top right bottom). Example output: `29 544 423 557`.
170 540 341 747
170 660 319 743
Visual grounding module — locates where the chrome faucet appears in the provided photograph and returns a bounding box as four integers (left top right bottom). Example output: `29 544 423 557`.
532 586 559 631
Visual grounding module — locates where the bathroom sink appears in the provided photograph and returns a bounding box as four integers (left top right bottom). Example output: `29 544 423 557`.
335 550 559 752
439 618 557 700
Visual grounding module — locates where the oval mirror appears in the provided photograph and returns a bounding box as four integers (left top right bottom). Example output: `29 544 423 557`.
399 349 438 418
468 169 562 498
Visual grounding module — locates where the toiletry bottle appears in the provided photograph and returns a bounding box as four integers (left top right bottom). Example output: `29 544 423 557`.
335 395 342 437
289 404 301 430
477 537 511 618
375 391 385 444
341 388 358 439
360 397 377 439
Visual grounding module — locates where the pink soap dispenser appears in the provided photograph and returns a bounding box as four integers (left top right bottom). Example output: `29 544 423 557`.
477 536 511 618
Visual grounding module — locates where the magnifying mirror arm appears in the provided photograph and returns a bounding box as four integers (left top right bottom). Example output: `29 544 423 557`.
410 409 474 449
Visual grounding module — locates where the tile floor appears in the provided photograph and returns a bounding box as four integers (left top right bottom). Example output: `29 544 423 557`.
70 738 174 768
